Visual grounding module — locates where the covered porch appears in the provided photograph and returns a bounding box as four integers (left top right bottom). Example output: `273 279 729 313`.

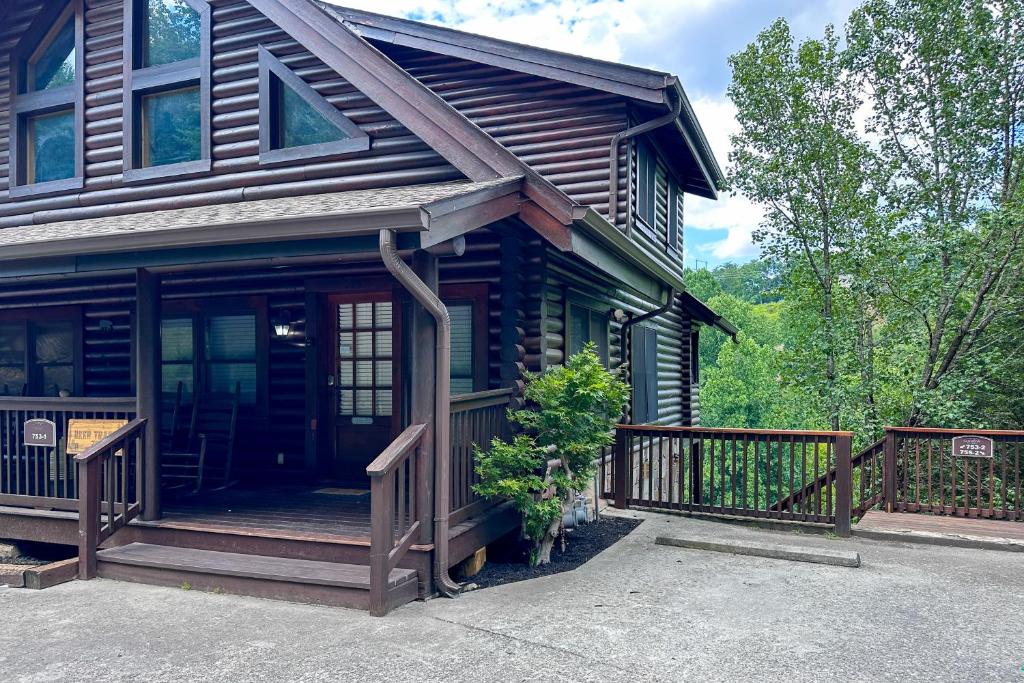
0 179 525 613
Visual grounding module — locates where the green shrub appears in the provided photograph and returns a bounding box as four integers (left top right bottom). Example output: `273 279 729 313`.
473 343 630 565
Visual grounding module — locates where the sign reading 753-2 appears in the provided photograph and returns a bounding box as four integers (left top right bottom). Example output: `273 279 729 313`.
951 435 994 459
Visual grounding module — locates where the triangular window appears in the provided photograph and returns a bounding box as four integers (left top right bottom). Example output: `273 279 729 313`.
258 47 370 165
28 12 76 92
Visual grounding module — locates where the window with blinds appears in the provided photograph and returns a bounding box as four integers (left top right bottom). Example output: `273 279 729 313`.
161 317 194 399
0 323 27 396
449 303 474 395
205 314 257 402
337 301 393 418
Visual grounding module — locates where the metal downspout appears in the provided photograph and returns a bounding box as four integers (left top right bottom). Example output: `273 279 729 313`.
379 229 462 597
608 89 684 235
619 288 675 422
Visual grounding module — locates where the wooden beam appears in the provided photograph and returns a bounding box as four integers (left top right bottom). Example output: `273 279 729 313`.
136 268 162 521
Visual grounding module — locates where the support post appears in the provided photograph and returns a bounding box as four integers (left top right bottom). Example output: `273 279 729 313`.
834 434 853 537
410 251 437 547
77 457 99 579
613 428 628 509
883 428 897 513
136 268 162 521
690 438 703 506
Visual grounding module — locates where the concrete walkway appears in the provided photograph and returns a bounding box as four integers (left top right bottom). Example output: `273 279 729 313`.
2 511 1022 682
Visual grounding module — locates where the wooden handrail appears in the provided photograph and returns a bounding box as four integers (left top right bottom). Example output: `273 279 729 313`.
777 436 885 513
883 426 1024 437
616 424 856 438
366 423 427 479
450 387 514 413
74 418 148 465
0 396 137 411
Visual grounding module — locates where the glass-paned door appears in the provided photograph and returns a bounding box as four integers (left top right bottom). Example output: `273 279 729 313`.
329 291 398 485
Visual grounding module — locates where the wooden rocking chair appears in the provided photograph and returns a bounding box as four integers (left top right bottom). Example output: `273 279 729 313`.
161 382 241 493
160 381 185 452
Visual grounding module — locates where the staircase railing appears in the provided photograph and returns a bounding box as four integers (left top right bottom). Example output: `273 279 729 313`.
366 422 427 617
76 418 148 579
777 437 885 519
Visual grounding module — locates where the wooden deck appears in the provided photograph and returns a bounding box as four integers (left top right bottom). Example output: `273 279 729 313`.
856 510 1024 545
159 485 375 540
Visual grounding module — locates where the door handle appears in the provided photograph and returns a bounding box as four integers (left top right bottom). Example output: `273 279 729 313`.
326 374 336 387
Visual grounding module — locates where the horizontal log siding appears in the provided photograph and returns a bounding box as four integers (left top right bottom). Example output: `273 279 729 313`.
539 248 697 427
0 0 462 225
378 43 630 228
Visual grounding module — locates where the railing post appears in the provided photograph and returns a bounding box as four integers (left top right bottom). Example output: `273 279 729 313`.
77 457 100 579
368 471 393 617
690 438 703 506
834 434 853 537
613 428 628 509
883 428 897 513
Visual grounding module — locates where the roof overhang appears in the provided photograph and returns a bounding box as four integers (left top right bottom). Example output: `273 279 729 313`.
0 179 523 264
680 290 739 339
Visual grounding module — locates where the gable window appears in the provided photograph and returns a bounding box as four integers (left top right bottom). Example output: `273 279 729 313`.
161 301 266 409
10 1 84 198
258 47 370 166
0 311 81 397
124 0 211 183
441 284 489 395
566 298 609 367
631 325 659 424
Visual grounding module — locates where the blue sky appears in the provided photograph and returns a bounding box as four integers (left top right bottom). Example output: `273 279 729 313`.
327 0 861 267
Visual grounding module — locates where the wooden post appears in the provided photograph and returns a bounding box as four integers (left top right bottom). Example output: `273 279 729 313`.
690 438 703 506
136 269 162 521
834 434 853 537
368 472 392 617
883 428 897 513
612 428 628 508
410 251 437 546
77 457 99 579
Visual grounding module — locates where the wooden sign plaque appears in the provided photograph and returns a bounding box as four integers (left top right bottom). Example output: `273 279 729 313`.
23 419 57 448
66 419 128 456
951 435 994 459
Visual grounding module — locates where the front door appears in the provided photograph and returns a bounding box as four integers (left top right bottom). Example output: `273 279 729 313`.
328 291 399 486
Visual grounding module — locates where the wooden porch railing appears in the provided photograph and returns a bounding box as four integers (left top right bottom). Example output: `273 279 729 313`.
366 422 427 617
77 418 148 579
606 424 854 535
449 388 513 524
777 437 885 519
0 397 136 509
883 427 1023 520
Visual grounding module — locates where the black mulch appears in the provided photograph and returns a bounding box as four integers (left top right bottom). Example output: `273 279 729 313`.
463 516 642 590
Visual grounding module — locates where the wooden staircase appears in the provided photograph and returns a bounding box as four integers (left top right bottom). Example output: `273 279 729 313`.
95 542 420 612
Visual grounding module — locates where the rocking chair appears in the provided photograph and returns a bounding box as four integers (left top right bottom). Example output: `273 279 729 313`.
161 382 241 493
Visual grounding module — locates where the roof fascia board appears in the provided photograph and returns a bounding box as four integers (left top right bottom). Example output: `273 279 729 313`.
0 207 426 262
671 81 723 196
575 208 685 291
345 20 665 104
680 291 739 338
563 230 663 301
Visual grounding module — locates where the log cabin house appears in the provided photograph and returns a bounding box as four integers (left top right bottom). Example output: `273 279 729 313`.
0 0 736 614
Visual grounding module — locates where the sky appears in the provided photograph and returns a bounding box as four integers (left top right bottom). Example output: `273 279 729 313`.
325 0 862 268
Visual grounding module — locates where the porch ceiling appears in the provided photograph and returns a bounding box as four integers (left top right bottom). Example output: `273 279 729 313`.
0 178 523 262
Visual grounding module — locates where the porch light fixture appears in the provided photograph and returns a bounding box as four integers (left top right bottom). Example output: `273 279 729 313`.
273 310 292 337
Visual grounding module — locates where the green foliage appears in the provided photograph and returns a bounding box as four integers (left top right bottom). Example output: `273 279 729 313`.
472 344 629 564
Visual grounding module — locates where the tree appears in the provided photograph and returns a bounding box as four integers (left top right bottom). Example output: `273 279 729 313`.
728 19 877 431
847 0 1024 426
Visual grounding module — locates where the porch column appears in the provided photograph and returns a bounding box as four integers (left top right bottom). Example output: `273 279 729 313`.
410 251 437 546
137 268 162 521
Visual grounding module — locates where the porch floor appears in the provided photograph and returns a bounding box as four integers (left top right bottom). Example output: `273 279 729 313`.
159 484 374 540
855 510 1024 551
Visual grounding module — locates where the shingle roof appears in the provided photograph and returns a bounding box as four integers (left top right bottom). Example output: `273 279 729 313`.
0 178 521 260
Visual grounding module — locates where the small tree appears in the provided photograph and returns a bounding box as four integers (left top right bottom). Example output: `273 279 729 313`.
473 344 630 566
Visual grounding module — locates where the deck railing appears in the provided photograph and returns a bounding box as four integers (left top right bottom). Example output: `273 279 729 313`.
77 418 148 579
449 388 513 523
0 397 136 508
366 422 427 617
883 427 1023 521
606 424 854 535
778 436 886 519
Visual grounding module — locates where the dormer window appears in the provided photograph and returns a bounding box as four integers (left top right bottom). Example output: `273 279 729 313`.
123 0 210 183
10 1 84 198
258 47 370 166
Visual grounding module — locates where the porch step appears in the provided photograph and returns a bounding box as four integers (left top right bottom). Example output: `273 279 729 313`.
95 543 419 612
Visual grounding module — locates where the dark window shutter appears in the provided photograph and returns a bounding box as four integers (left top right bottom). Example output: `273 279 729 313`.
631 326 648 424
668 183 679 250
645 328 659 422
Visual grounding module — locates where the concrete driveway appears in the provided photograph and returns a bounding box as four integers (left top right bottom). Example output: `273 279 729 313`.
2 511 1021 682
